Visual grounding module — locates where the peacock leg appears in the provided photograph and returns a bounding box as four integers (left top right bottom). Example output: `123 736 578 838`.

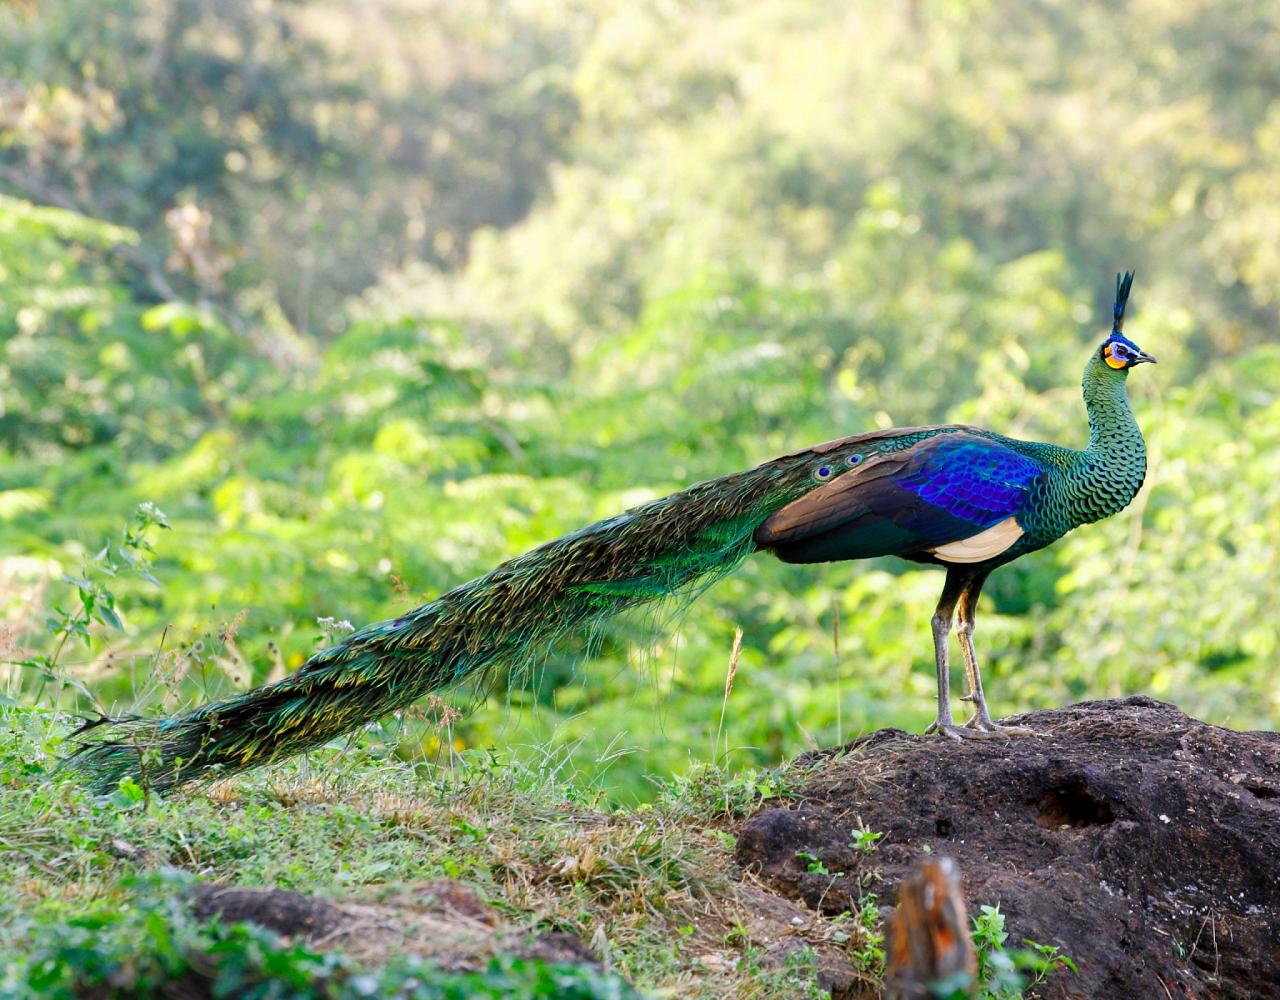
924 570 1005 741
955 573 1033 737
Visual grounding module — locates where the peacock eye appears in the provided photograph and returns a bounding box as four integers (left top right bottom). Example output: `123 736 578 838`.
846 453 863 466
813 465 834 482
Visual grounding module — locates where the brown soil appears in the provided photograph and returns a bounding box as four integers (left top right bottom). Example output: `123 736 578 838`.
736 696 1280 999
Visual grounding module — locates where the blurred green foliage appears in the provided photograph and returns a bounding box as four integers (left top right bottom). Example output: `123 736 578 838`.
2 0 1278 802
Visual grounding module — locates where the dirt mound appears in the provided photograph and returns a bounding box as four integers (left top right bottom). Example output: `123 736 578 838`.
736 696 1280 999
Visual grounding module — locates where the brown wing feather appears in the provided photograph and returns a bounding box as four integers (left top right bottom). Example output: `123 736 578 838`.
753 454 915 544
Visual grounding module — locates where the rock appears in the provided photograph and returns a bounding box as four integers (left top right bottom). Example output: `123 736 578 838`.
736 697 1280 999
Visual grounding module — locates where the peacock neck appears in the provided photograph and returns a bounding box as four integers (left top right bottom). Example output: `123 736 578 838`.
1067 353 1147 525
1083 358 1141 452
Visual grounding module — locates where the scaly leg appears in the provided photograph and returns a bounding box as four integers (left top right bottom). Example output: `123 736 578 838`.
955 573 1033 737
924 570 1005 741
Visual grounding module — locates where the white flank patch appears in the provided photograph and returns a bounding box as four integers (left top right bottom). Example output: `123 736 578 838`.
928 516 1024 563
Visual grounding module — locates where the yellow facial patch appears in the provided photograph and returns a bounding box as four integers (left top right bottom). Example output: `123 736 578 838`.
1103 343 1127 370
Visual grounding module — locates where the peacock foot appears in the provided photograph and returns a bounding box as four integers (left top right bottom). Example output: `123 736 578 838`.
956 694 1036 737
924 719 1014 741
961 713 1035 738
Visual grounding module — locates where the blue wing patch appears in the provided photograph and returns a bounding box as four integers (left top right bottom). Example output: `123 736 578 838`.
754 430 1047 564
896 439 1041 526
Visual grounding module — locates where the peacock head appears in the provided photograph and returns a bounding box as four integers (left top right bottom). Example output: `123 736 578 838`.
1099 271 1156 371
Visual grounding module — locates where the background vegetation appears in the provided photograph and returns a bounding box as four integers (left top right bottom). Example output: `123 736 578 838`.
3 0 1279 810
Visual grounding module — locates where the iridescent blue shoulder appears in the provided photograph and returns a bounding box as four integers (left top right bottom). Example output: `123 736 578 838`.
892 433 1046 525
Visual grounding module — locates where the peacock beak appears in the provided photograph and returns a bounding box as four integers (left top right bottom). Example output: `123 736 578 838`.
1131 350 1157 365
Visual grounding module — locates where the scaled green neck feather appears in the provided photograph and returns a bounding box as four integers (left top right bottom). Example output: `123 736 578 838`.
1072 351 1148 525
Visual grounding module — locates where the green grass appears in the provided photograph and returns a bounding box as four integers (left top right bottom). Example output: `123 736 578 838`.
0 703 857 998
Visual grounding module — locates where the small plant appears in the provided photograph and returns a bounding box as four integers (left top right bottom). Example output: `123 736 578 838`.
849 822 885 853
969 903 1020 997
1016 940 1078 994
316 615 356 647
724 919 751 948
957 903 1078 1000
847 894 885 975
795 850 829 875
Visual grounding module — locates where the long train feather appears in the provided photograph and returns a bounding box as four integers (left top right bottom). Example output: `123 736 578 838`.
63 447 839 792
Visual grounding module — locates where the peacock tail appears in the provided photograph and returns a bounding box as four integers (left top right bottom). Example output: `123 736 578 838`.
62 437 870 792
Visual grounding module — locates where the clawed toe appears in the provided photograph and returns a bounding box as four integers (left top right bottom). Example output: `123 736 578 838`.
963 715 1035 738
926 713 1036 741
983 723 1035 737
926 720 1012 741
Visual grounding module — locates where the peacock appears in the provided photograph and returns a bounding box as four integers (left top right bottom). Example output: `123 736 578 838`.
67 273 1154 791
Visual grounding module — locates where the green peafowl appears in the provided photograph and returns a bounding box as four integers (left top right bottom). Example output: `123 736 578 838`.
67 273 1154 791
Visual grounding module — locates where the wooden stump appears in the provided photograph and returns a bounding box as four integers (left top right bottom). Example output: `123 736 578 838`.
884 857 976 999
